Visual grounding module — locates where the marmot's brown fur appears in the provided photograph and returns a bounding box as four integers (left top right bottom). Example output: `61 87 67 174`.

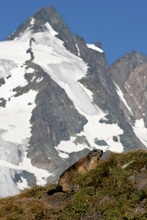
48 149 103 195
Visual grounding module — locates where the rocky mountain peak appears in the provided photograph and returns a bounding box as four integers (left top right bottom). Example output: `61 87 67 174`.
110 51 147 92
7 5 78 56
7 6 58 39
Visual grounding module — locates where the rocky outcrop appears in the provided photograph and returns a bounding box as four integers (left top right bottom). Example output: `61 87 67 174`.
110 51 147 127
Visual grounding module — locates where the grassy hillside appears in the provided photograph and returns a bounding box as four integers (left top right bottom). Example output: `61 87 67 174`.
0 150 147 220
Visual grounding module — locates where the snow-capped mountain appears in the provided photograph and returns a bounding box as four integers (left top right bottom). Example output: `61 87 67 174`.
0 6 146 197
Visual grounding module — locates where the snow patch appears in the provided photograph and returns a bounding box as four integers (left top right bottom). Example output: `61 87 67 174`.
0 59 17 78
115 83 134 115
56 137 89 154
30 18 35 25
125 82 130 88
133 119 147 148
0 152 52 186
75 43 81 56
0 168 20 197
0 63 38 144
19 152 52 185
0 90 37 144
25 68 35 73
56 111 124 155
45 22 58 36
79 112 124 152
17 176 29 191
87 44 104 53
79 82 94 101
36 77 43 83
0 67 28 100
31 76 36 82
17 29 33 42
0 41 30 64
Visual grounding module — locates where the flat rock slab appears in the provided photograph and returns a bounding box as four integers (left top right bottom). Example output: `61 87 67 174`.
40 192 73 209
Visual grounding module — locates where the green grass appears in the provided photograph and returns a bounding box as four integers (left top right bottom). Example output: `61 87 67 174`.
0 150 146 220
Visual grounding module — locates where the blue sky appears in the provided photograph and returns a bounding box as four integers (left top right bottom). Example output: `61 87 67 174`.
0 0 147 64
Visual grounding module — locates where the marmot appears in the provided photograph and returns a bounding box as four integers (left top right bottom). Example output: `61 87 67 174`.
48 149 103 195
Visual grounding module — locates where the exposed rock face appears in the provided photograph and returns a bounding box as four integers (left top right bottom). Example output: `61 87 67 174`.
0 5 146 197
125 64 147 123
74 37 145 151
110 52 147 127
24 64 87 173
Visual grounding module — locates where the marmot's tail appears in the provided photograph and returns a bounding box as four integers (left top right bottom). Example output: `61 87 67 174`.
47 185 63 196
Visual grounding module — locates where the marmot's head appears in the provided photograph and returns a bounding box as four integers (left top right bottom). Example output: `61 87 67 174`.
88 149 103 162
